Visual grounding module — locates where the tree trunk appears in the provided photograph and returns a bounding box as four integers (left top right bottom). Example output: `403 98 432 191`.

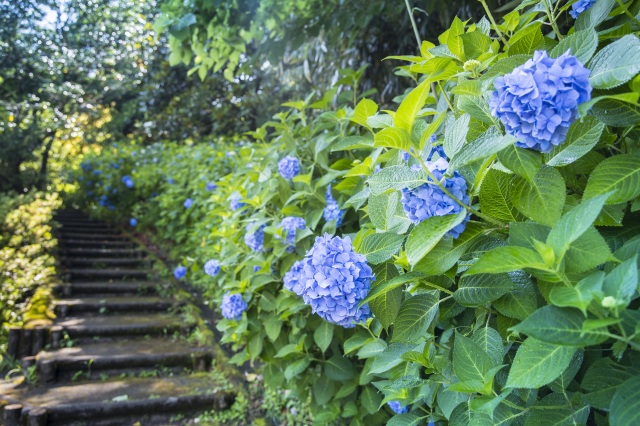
36 132 55 190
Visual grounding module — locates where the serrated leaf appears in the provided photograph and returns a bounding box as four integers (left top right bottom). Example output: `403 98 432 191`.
457 95 494 124
406 211 467 266
550 28 598 64
369 343 413 374
285 357 311 381
589 35 640 89
374 127 411 152
314 321 334 353
466 246 549 275
512 306 609 346
454 273 516 306
544 117 604 167
453 333 495 383
511 166 566 226
493 272 537 320
582 358 631 409
395 79 431 133
506 337 576 388
508 23 544 55
359 232 405 264
367 165 426 196
368 191 412 233
583 154 640 204
360 386 382 415
331 136 375 152
351 98 378 129
392 292 440 343
610 376 640 426
497 145 542 182
603 255 638 305
370 284 403 330
449 128 516 170
479 169 523 222
472 327 504 366
361 272 424 306
387 413 422 426
549 271 604 315
325 355 354 381
444 114 470 159
575 0 615 30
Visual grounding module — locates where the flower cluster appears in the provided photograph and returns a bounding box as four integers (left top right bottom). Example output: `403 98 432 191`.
401 158 469 238
129 218 137 227
323 185 344 226
122 175 134 188
204 259 221 276
387 401 408 414
174 265 187 280
206 182 217 191
277 156 301 180
489 50 591 152
277 216 306 252
283 234 374 328
184 198 193 209
245 223 266 252
570 0 595 18
427 144 446 161
221 293 247 320
229 193 246 211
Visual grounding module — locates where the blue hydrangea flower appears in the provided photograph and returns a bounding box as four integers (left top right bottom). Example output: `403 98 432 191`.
489 50 591 152
570 0 596 18
401 158 470 238
204 259 220 277
122 176 134 188
112 163 120 169
277 216 306 251
130 218 137 227
221 292 247 320
184 198 193 209
278 156 301 180
324 185 345 226
80 162 91 171
230 193 246 211
174 265 187 279
253 265 261 273
93 170 102 176
427 144 446 161
206 182 217 191
401 150 410 162
388 401 409 414
283 234 374 328
245 223 266 252
167 177 175 184
226 151 235 158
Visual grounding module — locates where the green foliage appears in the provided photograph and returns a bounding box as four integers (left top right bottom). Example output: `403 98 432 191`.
0 192 61 353
75 0 640 424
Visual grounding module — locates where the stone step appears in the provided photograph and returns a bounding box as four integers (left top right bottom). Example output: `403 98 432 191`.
57 314 193 340
60 239 135 249
62 257 148 267
1 375 234 426
55 281 165 297
35 338 211 382
58 226 115 234
65 268 152 280
61 232 125 240
61 247 144 257
54 296 179 316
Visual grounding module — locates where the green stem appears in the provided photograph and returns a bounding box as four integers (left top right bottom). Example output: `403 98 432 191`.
404 0 422 50
543 0 563 40
437 82 455 112
478 0 509 47
615 0 640 28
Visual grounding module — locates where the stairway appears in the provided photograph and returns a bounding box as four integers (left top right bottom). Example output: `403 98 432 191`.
1 211 234 425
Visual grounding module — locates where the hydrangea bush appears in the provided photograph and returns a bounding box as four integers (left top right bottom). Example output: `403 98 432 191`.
75 2 640 424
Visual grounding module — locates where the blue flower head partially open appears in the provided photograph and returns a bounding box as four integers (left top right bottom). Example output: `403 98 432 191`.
278 156 301 180
221 293 247 320
277 216 306 252
229 193 246 211
122 176 134 188
204 259 220 277
129 218 137 227
324 185 344 226
401 158 470 238
570 0 596 18
184 198 193 209
283 234 374 328
245 223 266 252
174 265 187 280
489 50 591 152
388 401 409 414
206 182 217 191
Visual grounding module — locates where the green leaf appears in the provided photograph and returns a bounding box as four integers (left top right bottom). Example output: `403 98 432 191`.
392 292 440 343
461 31 492 60
582 358 631 409
325 355 354 381
497 145 542 182
331 135 375 152
479 169 523 223
544 117 605 167
368 191 412 233
351 98 378 129
583 154 640 204
360 386 382 415
313 375 336 406
387 414 422 426
508 23 544 56
369 284 403 330
472 327 504 366
511 166 566 226
610 376 640 426
591 97 640 126
549 271 604 315
406 211 467 266
314 321 334 353
451 80 482 97
512 306 609 346
466 246 549 275
374 127 411 152
360 232 405 264
444 114 470 159
457 95 494 124
546 192 611 257
589 35 640 89
367 165 426 196
395 79 431 133
603 255 638 305
576 0 615 30
448 128 516 170
454 273 516 306
285 357 311 381
506 337 577 388
493 272 537 320
550 28 598 64
453 333 495 383
362 271 424 306
564 227 612 273
369 343 413 374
